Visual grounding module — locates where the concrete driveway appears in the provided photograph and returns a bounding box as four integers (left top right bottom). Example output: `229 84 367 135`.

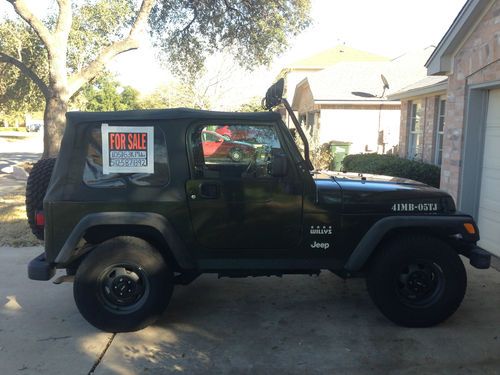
1 247 500 374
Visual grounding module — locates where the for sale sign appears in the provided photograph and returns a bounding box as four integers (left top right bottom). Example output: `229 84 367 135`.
101 123 154 174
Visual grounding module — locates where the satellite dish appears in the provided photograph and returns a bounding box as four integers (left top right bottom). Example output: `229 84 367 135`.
381 74 389 90
380 74 390 98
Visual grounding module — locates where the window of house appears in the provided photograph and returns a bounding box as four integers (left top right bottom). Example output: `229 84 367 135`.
434 98 446 165
298 114 307 128
408 101 423 159
83 125 169 187
190 124 282 179
306 112 316 136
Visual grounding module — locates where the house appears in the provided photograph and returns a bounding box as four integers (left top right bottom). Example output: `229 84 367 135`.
279 45 389 104
291 47 435 158
391 0 500 257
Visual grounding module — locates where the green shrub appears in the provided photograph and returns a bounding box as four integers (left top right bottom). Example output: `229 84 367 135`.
342 153 441 188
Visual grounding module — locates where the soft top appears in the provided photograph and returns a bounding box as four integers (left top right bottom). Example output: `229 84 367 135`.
66 107 281 124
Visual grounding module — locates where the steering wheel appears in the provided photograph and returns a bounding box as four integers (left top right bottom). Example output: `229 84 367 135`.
244 150 259 177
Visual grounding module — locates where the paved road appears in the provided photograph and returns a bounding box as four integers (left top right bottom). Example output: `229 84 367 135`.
1 247 500 375
0 132 43 173
0 133 43 195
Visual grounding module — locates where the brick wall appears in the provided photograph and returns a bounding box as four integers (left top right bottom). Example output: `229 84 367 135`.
441 1 500 201
422 97 437 163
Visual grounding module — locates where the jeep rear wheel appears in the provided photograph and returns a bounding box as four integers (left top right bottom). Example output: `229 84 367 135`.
74 237 173 332
366 235 466 327
25 157 56 240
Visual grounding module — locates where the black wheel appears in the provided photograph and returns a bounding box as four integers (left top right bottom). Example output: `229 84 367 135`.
25 157 56 240
366 235 466 327
229 148 243 162
73 237 173 332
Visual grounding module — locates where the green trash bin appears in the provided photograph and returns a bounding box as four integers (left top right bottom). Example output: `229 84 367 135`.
330 141 351 171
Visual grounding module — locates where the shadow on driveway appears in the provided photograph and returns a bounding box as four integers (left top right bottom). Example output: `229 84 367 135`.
96 265 500 374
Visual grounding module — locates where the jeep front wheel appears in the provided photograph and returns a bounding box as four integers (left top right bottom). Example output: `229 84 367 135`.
366 235 466 327
73 236 173 332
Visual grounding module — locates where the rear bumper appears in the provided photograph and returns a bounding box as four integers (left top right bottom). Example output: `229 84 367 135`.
466 246 491 269
28 253 55 280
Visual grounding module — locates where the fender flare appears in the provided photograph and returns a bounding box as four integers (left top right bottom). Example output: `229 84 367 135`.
54 212 195 269
344 215 477 272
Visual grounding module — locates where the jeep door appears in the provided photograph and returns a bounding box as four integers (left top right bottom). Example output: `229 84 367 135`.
186 122 303 250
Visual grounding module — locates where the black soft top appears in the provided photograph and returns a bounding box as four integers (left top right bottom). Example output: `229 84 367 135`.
66 107 281 125
45 108 282 202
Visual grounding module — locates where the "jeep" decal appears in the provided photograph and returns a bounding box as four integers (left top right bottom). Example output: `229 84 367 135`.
310 241 330 250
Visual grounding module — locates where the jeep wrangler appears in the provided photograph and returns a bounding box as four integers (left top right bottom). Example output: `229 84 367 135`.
27 79 492 332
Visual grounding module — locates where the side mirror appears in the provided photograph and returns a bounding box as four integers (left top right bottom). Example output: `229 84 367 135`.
269 149 288 177
263 78 285 110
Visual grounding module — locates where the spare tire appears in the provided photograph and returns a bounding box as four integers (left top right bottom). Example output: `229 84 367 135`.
26 157 56 240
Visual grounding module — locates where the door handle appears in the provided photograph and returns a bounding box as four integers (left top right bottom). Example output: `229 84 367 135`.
199 182 219 199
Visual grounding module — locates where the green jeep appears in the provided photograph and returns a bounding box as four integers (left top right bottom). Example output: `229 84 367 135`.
26 79 491 332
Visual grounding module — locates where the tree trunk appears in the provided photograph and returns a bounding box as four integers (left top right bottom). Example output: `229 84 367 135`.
42 94 68 158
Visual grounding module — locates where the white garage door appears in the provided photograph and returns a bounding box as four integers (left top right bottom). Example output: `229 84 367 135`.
478 89 500 256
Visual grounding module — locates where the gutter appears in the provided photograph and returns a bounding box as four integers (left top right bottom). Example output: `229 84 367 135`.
387 81 448 101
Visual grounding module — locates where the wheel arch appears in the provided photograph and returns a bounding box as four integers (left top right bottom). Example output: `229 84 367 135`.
344 215 478 274
54 212 196 270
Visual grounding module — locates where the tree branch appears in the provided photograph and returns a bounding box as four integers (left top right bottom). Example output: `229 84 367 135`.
55 0 72 41
0 51 49 98
181 8 198 33
6 0 53 50
67 0 154 96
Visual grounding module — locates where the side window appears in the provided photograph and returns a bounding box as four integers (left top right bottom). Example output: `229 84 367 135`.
191 124 282 179
407 101 423 160
83 125 169 187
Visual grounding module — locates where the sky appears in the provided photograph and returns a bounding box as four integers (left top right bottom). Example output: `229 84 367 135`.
1 0 467 109
108 0 467 108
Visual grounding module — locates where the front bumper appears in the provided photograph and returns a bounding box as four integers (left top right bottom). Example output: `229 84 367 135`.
467 246 491 269
28 253 55 280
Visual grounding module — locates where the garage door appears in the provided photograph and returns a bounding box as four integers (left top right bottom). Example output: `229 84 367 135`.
478 89 500 257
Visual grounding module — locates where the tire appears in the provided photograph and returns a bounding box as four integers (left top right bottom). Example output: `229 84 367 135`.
229 148 243 162
25 157 56 240
366 235 466 327
73 236 174 332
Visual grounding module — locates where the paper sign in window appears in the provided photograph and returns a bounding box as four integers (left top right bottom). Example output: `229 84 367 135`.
101 123 154 174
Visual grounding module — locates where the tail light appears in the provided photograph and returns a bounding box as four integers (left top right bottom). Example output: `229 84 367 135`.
35 211 45 226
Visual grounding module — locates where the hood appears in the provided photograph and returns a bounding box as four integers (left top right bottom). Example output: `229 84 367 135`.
314 171 455 214
321 170 428 186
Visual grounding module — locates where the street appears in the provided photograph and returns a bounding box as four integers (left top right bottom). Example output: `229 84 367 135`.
0 132 42 195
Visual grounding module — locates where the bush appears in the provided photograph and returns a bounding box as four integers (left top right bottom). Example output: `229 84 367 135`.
342 154 441 188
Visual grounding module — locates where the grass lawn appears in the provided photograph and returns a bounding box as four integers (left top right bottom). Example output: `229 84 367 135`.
0 171 41 247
